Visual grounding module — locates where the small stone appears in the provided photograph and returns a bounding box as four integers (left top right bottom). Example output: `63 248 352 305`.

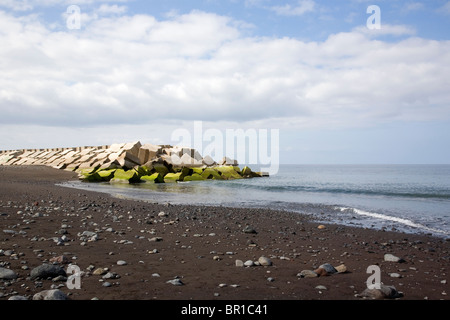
258 256 272 266
298 270 318 278
315 285 327 290
102 282 112 287
242 226 257 234
389 273 402 278
158 212 168 217
335 264 347 274
235 260 244 267
33 289 68 300
384 254 405 263
267 277 275 282
116 260 127 266
167 279 184 286
93 268 106 276
244 260 254 267
317 225 326 230
213 256 220 261
49 255 70 264
319 263 337 274
359 284 402 300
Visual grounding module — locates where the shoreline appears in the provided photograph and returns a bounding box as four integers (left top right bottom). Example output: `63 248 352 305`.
1 166 449 301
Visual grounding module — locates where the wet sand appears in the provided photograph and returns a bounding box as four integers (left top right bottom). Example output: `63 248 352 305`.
0 166 449 310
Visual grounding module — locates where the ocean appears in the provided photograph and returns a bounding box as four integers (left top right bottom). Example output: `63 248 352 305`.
62 164 450 238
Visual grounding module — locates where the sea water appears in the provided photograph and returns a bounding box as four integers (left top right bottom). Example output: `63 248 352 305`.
62 164 450 238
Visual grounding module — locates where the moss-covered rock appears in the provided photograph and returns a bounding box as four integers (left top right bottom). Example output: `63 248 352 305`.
201 168 224 180
215 166 243 180
164 172 184 183
110 169 141 184
141 173 164 184
97 169 117 181
190 167 205 175
183 174 206 182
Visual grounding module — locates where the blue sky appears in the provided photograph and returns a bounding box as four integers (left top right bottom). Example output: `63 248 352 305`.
0 0 449 164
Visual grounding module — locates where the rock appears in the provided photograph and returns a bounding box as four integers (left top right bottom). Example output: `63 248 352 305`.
244 260 255 267
116 260 127 266
384 254 405 263
314 268 330 277
8 295 28 300
0 267 18 280
334 264 347 274
242 226 257 234
389 273 402 278
49 255 70 264
258 256 272 266
102 282 112 287
202 155 216 167
33 289 68 300
317 225 326 230
315 285 327 290
359 284 402 300
93 268 106 276
298 270 318 278
235 260 244 267
30 264 67 280
167 279 184 286
141 173 164 184
158 212 168 217
318 263 337 275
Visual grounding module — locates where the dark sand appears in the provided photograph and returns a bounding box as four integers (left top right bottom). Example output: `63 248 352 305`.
1 166 449 307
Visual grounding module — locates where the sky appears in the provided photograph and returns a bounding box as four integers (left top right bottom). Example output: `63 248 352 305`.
0 0 449 165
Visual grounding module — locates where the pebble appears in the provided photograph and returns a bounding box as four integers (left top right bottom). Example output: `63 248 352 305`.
389 273 402 278
242 226 257 234
384 254 405 263
102 282 112 287
244 260 254 267
258 256 272 266
298 270 318 278
315 285 327 290
116 260 127 266
235 260 244 267
167 279 184 286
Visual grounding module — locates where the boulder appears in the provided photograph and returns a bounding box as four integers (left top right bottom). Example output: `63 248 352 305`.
110 169 141 184
0 267 18 280
164 172 184 183
33 289 68 301
183 174 205 182
202 155 216 167
201 168 224 180
30 264 67 280
141 173 164 184
220 157 238 166
216 166 243 180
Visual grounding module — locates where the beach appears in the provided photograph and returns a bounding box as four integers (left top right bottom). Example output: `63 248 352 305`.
0 165 449 302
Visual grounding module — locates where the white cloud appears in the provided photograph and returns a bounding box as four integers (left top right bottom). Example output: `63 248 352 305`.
270 0 315 16
0 0 132 11
0 9 449 148
440 1 450 15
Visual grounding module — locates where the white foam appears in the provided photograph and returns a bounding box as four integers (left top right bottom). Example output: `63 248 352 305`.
337 206 448 236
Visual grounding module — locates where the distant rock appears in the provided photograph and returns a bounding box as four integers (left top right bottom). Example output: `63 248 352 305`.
116 260 127 266
242 226 257 234
359 284 402 300
384 254 405 263
0 267 18 280
298 270 318 278
235 260 244 267
167 279 184 286
318 263 337 275
33 289 68 300
30 264 66 280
